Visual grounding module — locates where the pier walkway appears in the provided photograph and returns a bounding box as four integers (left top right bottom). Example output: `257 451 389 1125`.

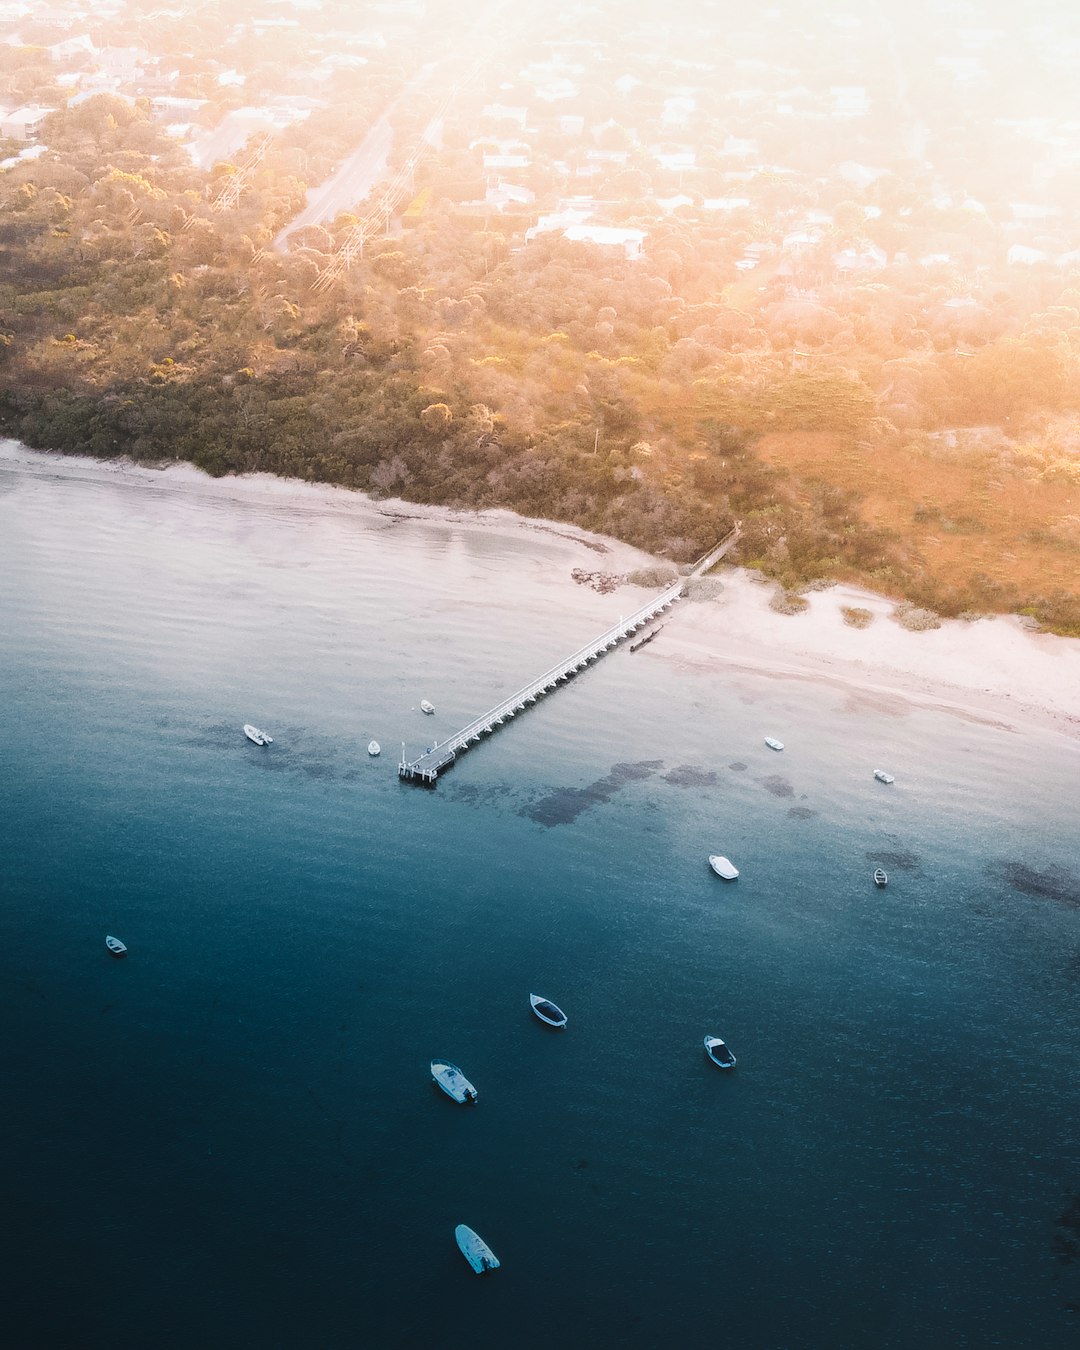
399 524 740 783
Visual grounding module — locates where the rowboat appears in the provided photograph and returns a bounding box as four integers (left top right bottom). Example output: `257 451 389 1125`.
529 993 567 1028
708 855 739 880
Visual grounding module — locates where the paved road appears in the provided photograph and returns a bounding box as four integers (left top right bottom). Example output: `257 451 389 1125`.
187 107 276 172
273 112 394 250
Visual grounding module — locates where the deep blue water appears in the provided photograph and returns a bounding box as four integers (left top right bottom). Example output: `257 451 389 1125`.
2 444 1079 1349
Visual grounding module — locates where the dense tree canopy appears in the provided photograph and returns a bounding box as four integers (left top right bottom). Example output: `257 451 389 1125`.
2 91 1080 633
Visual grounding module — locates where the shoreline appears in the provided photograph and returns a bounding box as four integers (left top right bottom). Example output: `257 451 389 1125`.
0 438 658 573
662 571 1080 744
5 439 1078 744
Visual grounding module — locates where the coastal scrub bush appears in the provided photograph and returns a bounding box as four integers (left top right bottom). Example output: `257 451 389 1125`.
841 605 874 628
1021 590 1080 638
892 602 942 631
769 589 809 615
626 565 679 588
684 575 724 601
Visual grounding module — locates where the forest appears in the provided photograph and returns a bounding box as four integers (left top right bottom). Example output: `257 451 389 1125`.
2 87 1080 634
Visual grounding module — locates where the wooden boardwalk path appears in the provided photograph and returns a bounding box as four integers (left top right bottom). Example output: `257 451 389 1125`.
399 524 740 784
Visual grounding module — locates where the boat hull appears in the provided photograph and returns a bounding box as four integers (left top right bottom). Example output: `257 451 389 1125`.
431 1061 478 1104
455 1224 500 1274
704 1036 736 1069
708 855 739 880
105 936 127 957
529 994 567 1028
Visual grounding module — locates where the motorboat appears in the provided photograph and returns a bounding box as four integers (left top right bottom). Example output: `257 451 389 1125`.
704 1035 736 1069
708 855 739 880
455 1224 500 1274
873 769 895 784
244 724 272 746
764 737 784 751
105 935 127 957
368 740 381 756
420 700 435 715
529 993 567 1028
873 868 888 887
431 1060 478 1105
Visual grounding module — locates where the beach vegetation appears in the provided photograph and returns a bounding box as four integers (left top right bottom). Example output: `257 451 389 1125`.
769 589 810 615
892 603 943 632
626 565 680 588
0 48 1079 631
841 606 875 629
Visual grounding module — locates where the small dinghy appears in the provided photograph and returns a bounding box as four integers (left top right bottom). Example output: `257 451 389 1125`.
431 1060 478 1104
704 1035 736 1069
243 724 272 746
708 855 739 880
367 740 381 756
873 769 895 784
529 993 567 1028
873 868 888 887
105 935 127 958
764 737 784 751
455 1224 500 1274
420 699 435 715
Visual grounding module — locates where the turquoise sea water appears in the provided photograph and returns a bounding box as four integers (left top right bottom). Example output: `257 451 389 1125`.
1 444 1078 1349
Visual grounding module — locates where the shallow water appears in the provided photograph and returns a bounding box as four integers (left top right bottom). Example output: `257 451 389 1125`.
2 446 1078 1349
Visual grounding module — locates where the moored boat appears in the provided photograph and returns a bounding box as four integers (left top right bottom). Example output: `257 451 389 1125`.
529 993 567 1028
420 699 435 715
105 935 127 957
704 1034 736 1069
431 1060 478 1104
368 740 381 756
873 769 895 784
873 868 888 887
243 724 272 745
764 737 784 751
708 855 739 880
629 623 664 653
455 1224 500 1274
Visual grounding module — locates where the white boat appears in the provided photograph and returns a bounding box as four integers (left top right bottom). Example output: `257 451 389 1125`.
704 1035 736 1069
420 699 435 715
873 868 888 887
455 1224 500 1274
708 855 739 880
529 993 567 1028
243 724 272 746
764 737 784 751
431 1060 478 1104
105 935 127 957
873 769 895 784
368 740 381 756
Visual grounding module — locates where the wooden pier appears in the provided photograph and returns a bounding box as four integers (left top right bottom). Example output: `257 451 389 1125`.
398 524 740 784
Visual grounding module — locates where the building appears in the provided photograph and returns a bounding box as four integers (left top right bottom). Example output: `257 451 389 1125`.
2 106 55 141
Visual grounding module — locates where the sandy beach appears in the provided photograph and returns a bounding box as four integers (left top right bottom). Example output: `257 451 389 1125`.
5 439 1078 744
662 571 1080 744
